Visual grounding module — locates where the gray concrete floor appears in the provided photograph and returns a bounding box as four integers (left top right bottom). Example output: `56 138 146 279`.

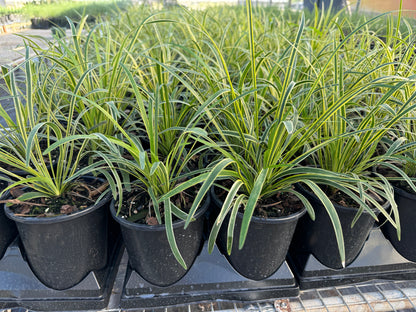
0 28 52 126
0 29 55 66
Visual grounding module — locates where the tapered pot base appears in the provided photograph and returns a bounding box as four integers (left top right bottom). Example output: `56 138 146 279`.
120 241 299 308
0 236 122 311
289 228 416 290
381 187 416 262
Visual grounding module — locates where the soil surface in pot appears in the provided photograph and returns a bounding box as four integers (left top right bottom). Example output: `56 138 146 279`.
303 184 385 209
376 165 416 195
215 181 303 218
5 178 108 217
117 185 206 225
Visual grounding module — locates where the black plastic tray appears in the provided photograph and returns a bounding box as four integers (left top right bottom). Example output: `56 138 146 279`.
119 242 299 309
288 228 416 290
0 236 122 311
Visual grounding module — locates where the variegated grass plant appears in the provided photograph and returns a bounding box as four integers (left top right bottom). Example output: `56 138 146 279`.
0 48 108 205
307 11 416 240
178 1 356 265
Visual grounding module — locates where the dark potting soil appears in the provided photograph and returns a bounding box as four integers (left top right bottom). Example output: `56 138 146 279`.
6 179 108 217
214 181 303 218
118 185 204 225
305 184 385 209
254 192 303 218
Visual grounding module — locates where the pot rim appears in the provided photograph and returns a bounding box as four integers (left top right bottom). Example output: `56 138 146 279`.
110 195 210 231
4 176 110 224
211 185 307 224
296 183 388 214
393 185 416 200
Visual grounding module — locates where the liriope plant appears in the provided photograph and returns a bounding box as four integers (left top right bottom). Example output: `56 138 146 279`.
0 48 108 204
179 1 357 266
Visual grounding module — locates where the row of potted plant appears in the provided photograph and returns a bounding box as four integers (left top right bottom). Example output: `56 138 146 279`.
0 1 415 290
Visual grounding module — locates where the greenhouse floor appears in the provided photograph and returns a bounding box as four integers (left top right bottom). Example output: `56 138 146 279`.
1 28 416 312
0 29 61 66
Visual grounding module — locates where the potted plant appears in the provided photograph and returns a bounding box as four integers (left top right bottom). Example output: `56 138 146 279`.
379 111 416 262
367 23 416 262
190 3 360 280
0 54 111 290
77 62 226 287
295 32 416 269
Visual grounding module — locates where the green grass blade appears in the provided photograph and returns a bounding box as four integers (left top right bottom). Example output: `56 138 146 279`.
164 198 187 269
185 158 234 229
227 194 245 255
239 168 268 249
303 180 345 267
208 179 244 253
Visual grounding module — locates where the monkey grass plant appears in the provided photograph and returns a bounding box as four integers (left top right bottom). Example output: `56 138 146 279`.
0 49 113 290
183 3 356 265
0 48 108 209
25 16 142 146
53 61 229 270
25 12 191 154
307 9 416 232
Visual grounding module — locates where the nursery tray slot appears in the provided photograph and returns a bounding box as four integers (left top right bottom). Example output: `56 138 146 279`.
289 228 416 290
0 236 122 311
120 242 299 309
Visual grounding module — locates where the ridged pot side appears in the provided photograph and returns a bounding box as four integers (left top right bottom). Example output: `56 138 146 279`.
381 186 416 262
110 197 209 287
211 188 306 280
293 186 380 269
4 177 110 290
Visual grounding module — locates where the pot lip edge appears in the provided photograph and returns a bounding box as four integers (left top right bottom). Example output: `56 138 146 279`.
393 185 416 200
296 183 388 214
3 176 110 224
210 185 307 223
241 205 307 223
110 195 210 231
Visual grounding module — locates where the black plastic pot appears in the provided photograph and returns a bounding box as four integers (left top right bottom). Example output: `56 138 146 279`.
289 227 416 289
110 197 209 287
4 176 111 290
0 180 17 260
0 208 17 261
381 186 416 262
120 241 299 308
31 18 50 29
212 188 306 280
0 205 17 262
291 186 380 269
